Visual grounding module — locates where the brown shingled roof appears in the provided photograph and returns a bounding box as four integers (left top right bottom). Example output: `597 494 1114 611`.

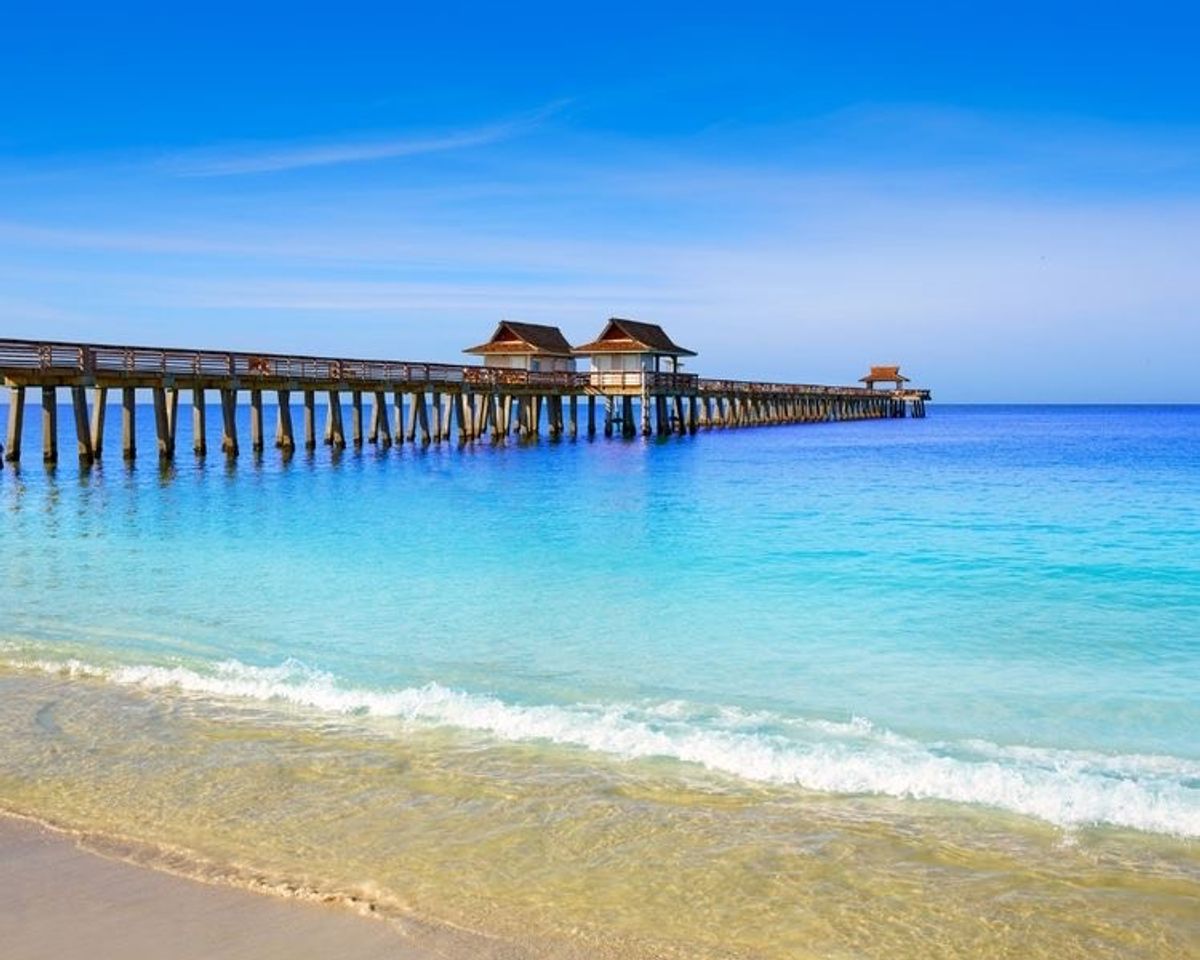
859 365 910 383
464 321 574 357
572 318 697 357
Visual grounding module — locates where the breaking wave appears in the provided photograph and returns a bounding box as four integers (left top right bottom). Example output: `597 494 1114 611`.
13 654 1200 837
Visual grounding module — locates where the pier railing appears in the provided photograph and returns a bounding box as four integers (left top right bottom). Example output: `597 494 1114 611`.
0 336 927 402
0 337 471 387
698 377 882 398
1 335 930 465
0 340 716 395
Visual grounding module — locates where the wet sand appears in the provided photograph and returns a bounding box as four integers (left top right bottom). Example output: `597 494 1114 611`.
0 815 470 960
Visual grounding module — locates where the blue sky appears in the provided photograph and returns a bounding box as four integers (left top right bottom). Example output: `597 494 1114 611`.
1 2 1197 400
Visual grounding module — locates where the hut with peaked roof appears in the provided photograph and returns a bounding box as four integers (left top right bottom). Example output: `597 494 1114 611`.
572 318 697 374
859 365 911 390
463 321 577 373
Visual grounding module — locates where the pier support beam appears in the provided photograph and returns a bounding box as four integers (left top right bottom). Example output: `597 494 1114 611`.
192 388 207 456
466 394 479 441
392 391 404 444
220 388 239 456
621 396 635 438
303 390 316 450
431 390 443 442
454 393 469 444
276 390 295 450
121 388 136 459
351 391 363 447
167 389 179 452
587 396 596 438
498 395 513 439
603 397 614 437
481 392 498 441
325 390 346 449
569 395 578 439
416 392 431 444
370 391 390 447
152 387 174 459
5 386 25 462
41 386 58 463
250 389 264 453
71 386 94 463
513 396 528 439
443 394 456 442
406 391 430 444
442 393 457 442
89 387 107 458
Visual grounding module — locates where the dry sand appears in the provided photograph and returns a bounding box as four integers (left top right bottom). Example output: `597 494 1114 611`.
0 814 484 960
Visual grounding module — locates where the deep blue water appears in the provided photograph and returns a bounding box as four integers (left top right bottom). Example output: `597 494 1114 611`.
2 403 1198 834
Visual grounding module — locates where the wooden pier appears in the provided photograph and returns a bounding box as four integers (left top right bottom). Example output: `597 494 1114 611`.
0 337 930 466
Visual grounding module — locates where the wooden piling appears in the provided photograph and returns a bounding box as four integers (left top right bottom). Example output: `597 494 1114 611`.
276 390 295 450
250 389 265 453
220 388 239 456
152 387 172 459
569 394 578 439
415 391 431 444
166 388 179 451
498 395 513 439
371 391 391 447
326 390 346 449
89 386 107 458
392 391 404 443
405 391 419 443
482 392 498 441
463 393 477 441
70 386 93 463
430 390 442 442
192 388 207 455
303 390 316 450
621 396 635 438
452 393 467 443
351 391 363 447
444 394 456 441
41 386 58 463
514 396 528 438
5 385 25 462
121 387 136 459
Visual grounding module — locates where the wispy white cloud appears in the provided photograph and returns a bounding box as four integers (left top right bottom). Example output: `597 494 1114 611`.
160 100 569 177
4 108 1200 399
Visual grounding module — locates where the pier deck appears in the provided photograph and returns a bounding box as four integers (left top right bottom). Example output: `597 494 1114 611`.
0 337 930 464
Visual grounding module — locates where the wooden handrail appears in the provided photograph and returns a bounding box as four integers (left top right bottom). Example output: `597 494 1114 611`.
0 336 926 398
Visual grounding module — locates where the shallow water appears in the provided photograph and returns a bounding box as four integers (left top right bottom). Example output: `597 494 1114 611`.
1 404 1198 956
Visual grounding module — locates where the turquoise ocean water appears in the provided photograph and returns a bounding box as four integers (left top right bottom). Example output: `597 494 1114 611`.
2 402 1197 838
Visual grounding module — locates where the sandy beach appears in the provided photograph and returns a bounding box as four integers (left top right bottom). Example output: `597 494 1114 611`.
0 814 498 960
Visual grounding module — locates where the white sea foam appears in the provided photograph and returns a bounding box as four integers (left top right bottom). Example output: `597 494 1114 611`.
12 654 1200 837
